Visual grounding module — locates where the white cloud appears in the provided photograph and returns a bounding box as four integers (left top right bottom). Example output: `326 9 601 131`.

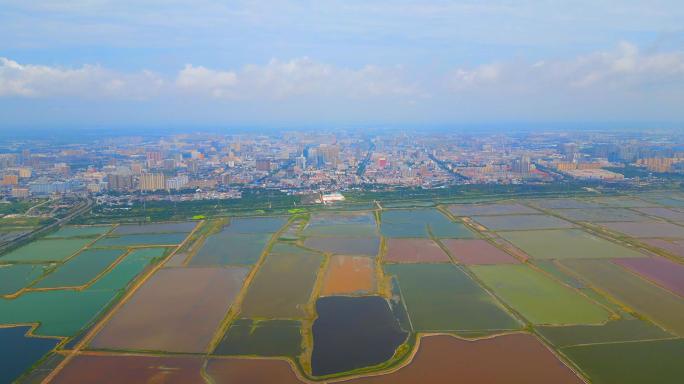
0 56 419 101
448 42 684 94
175 58 420 100
0 57 163 99
176 64 237 98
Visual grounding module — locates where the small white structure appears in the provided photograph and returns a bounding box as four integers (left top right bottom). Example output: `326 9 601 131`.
321 192 345 204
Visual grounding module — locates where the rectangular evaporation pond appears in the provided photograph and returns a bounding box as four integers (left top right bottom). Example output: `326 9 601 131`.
222 217 288 234
442 239 520 265
0 264 46 295
560 259 684 337
499 229 644 260
537 318 674 348
0 248 166 337
562 339 684 384
448 203 539 216
189 232 271 266
552 208 646 222
0 289 117 337
591 196 654 208
304 213 377 238
239 250 323 318
303 236 380 257
112 222 197 235
613 257 684 296
384 264 521 332
470 264 611 325
1 238 94 263
0 326 60 384
92 232 188 248
532 199 604 210
33 249 124 288
472 215 574 231
633 207 684 222
88 247 166 291
45 225 112 239
213 319 302 357
90 267 248 353
381 209 475 238
598 221 684 239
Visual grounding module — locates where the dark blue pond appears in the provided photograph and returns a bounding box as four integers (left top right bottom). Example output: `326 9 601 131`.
0 326 59 383
311 295 408 376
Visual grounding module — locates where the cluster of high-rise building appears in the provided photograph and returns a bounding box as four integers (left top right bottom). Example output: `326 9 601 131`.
1 129 683 203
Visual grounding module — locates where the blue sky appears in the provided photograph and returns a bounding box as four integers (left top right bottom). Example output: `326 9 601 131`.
1 0 683 128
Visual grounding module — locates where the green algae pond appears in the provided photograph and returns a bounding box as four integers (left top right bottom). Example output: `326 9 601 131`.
470 264 611 325
384 263 520 332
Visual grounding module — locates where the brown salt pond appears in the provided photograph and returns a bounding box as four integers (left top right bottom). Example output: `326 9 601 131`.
442 239 520 265
90 267 248 353
613 257 684 296
349 333 583 384
51 354 205 384
384 238 450 263
206 358 304 384
321 255 375 296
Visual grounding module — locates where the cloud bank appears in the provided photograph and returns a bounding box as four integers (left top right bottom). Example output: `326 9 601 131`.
1 42 683 122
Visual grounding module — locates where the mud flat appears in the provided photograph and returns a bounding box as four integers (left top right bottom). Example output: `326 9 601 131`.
349 333 582 384
240 250 323 318
90 267 248 353
442 239 519 265
321 255 375 296
384 238 450 263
